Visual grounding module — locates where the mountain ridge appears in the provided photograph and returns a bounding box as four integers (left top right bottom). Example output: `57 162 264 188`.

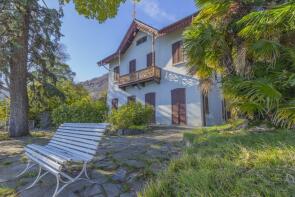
79 74 108 100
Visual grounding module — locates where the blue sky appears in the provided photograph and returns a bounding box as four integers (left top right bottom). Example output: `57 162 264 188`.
46 0 197 82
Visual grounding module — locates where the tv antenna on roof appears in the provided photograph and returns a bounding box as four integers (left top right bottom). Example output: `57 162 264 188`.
132 0 137 20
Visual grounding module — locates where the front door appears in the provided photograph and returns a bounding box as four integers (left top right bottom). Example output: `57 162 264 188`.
171 88 187 125
145 92 156 123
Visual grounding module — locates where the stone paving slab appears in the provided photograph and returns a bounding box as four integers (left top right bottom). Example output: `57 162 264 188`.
0 128 184 197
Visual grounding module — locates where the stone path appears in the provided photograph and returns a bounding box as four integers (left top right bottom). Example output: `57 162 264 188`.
0 128 184 197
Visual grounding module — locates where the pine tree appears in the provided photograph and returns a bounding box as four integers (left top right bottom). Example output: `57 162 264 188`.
0 0 64 136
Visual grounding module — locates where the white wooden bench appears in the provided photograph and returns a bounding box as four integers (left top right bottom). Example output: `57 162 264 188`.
13 123 109 197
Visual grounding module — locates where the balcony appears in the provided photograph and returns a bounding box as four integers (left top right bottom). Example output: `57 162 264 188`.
118 66 161 88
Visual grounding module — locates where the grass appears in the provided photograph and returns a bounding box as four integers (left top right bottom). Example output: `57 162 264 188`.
0 132 9 141
30 131 53 138
0 187 17 197
1 161 12 166
140 121 295 197
0 130 53 142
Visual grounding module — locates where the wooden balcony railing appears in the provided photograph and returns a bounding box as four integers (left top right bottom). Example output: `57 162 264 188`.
118 66 161 88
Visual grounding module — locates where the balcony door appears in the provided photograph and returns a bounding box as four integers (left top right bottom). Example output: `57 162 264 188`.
145 92 156 123
171 88 187 125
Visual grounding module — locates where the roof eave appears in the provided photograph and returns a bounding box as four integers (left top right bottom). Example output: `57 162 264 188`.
98 12 198 66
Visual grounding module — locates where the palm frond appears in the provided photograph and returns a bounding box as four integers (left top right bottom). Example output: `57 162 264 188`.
250 39 282 66
273 100 295 128
199 78 213 95
194 2 230 24
196 0 230 7
223 77 282 114
184 22 229 79
237 3 295 40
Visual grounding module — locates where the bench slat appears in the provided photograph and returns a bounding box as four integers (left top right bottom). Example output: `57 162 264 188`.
54 132 101 141
51 137 98 150
25 148 62 170
27 145 67 164
26 152 60 175
47 144 93 161
62 123 109 129
49 141 96 155
27 145 86 163
59 127 105 132
57 129 103 137
53 134 98 146
44 146 87 162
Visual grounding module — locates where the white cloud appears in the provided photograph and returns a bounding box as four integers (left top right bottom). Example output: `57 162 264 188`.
138 0 176 22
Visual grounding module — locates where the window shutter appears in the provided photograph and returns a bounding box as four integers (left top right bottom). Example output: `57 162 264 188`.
129 59 136 73
145 92 156 123
114 67 120 81
172 42 178 64
127 96 136 104
112 98 118 110
147 52 155 67
179 41 184 63
172 41 183 64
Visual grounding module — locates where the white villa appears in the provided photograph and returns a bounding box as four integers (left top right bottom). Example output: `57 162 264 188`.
98 14 226 127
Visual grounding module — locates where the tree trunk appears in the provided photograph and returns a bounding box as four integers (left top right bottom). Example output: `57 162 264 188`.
9 4 30 137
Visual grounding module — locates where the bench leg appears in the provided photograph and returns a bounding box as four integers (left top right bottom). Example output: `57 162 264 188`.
52 175 60 197
0 160 36 183
23 166 49 191
84 164 90 180
53 162 91 197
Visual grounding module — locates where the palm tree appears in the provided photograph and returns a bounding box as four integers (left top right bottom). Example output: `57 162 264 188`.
184 0 295 128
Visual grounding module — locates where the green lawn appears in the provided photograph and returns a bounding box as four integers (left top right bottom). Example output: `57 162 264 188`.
140 122 295 197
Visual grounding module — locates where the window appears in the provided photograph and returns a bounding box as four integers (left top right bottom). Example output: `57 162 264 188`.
172 41 184 65
136 36 147 46
202 93 209 115
129 59 136 74
112 98 118 110
114 66 120 81
147 52 155 67
127 96 136 104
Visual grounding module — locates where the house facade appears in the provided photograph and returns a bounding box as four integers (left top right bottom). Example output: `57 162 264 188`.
98 14 225 127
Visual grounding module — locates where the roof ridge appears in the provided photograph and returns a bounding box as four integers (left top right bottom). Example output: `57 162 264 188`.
133 19 160 31
98 12 198 66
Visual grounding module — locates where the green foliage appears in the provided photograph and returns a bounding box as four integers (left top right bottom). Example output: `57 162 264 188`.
52 98 108 127
64 0 128 23
0 100 8 122
30 131 53 139
140 123 295 196
184 0 295 128
0 186 16 197
0 0 69 136
0 133 10 141
108 102 153 130
273 100 295 129
237 3 295 40
29 80 89 120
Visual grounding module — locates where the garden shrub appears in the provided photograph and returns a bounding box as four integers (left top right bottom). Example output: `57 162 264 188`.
0 100 8 121
52 98 108 127
108 102 153 130
0 100 9 129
